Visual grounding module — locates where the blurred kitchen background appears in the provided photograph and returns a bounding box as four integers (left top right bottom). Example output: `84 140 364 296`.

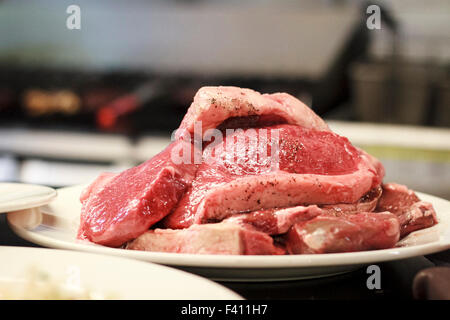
0 0 449 199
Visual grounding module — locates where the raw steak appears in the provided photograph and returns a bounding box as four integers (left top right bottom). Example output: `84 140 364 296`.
175 86 330 140
398 202 438 237
376 183 438 237
79 172 117 203
320 186 382 216
285 212 400 254
163 125 384 229
376 183 420 213
78 140 198 247
126 222 285 255
223 205 322 235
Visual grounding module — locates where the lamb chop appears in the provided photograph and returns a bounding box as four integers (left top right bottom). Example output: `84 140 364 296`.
285 212 401 254
376 183 438 237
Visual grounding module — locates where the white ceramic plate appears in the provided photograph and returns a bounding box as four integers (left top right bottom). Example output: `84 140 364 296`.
0 183 56 213
0 246 241 300
7 185 450 282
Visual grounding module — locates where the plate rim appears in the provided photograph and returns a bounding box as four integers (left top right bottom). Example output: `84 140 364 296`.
0 245 243 300
0 183 57 214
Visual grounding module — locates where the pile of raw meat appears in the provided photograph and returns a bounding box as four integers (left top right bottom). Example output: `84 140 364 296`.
78 86 438 255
